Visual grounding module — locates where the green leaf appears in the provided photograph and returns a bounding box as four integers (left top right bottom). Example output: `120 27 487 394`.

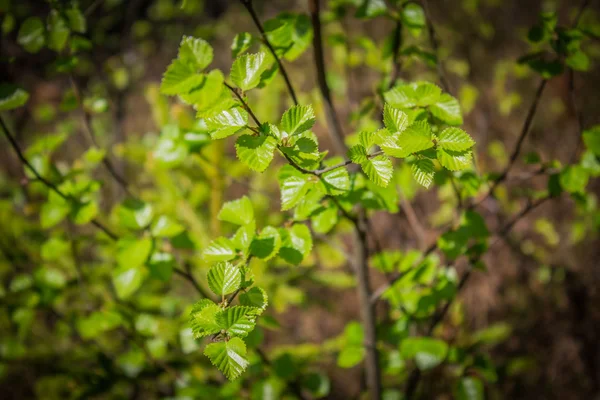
47 10 70 52
204 337 249 380
337 346 366 368
77 311 123 339
401 3 425 28
383 104 409 134
206 107 248 139
190 299 221 338
397 121 434 156
147 252 175 282
231 32 254 58
279 224 313 265
178 36 213 70
400 337 448 370
559 165 589 193
411 158 435 188
430 94 464 125
216 306 256 337
116 237 152 269
112 265 147 299
351 146 393 187
235 134 277 172
65 8 86 33
18 17 45 53
239 287 269 313
203 237 238 262
151 215 184 237
250 226 281 260
160 59 205 96
437 148 472 171
0 84 29 111
279 173 311 210
230 52 270 91
117 199 154 230
207 262 242 297
218 196 254 226
356 0 387 18
384 82 442 109
40 201 69 229
71 201 98 225
320 165 350 195
264 14 313 61
280 105 316 136
312 205 338 234
455 377 484 400
583 125 600 156
437 127 475 151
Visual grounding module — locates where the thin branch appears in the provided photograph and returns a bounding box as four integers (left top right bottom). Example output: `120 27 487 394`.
308 0 347 155
568 69 585 163
475 79 547 205
239 0 298 105
388 19 404 90
69 76 133 198
0 115 118 240
421 0 451 93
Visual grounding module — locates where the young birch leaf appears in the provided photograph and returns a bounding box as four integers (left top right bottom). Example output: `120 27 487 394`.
230 52 268 91
437 127 475 151
383 104 409 134
437 148 472 171
178 36 213 70
281 105 316 136
582 125 600 156
279 224 313 265
231 32 254 58
190 299 221 338
205 107 248 139
160 59 205 95
559 165 589 193
204 337 249 380
363 155 393 187
203 237 238 262
112 266 147 299
400 337 448 370
397 121 434 156
17 17 45 53
250 226 281 260
312 206 339 234
239 287 269 313
414 82 442 106
218 196 254 226
279 174 311 211
430 93 463 125
0 84 29 111
207 262 242 297
455 377 485 400
216 306 256 337
384 85 416 109
235 134 277 172
411 158 435 188
320 166 350 195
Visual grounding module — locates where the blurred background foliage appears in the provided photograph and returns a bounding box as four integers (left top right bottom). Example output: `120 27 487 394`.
0 0 600 399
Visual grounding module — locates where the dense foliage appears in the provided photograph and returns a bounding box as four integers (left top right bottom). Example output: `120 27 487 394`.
1 0 599 399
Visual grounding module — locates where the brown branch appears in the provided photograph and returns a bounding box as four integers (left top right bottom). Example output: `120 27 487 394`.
421 0 451 93
475 78 547 205
309 0 347 155
239 0 298 105
69 76 133 198
388 19 404 90
0 115 118 241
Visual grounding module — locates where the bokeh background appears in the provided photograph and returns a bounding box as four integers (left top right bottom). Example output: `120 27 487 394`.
1 0 600 399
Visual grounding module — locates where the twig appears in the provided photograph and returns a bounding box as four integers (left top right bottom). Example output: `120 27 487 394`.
475 79 547 205
388 19 404 90
239 0 298 105
421 0 451 93
0 115 118 240
69 76 133 198
308 0 347 155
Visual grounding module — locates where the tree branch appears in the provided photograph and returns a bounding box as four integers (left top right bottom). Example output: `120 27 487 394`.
308 0 347 155
240 0 298 105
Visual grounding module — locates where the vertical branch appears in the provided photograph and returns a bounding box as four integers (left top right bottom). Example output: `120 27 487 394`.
353 212 382 400
240 0 298 105
308 0 347 155
421 0 451 93
388 20 403 90
69 76 133 198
